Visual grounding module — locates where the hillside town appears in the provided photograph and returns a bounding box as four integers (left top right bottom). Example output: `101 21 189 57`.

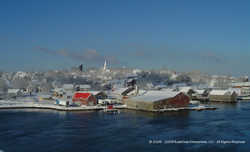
0 61 249 112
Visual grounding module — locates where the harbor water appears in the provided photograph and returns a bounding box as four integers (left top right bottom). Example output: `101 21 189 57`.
1 102 250 152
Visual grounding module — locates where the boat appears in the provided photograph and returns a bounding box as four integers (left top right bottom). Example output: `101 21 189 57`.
237 96 250 101
103 105 120 114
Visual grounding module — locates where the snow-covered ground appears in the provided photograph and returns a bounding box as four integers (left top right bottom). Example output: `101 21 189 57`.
0 97 126 111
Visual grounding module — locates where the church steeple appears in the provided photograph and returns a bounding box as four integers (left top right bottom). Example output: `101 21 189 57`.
103 60 107 71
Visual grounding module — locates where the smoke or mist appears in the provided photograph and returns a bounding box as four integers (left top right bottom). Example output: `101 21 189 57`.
199 52 226 64
34 46 120 65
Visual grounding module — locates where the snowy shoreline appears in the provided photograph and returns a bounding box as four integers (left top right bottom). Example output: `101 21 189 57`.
0 99 127 111
0 99 216 112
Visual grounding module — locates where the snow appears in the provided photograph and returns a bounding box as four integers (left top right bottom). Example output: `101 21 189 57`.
231 82 250 87
79 84 91 89
112 88 128 95
195 89 205 94
63 84 74 90
8 89 20 94
0 97 125 111
129 89 181 102
179 87 192 93
13 71 28 79
190 100 200 104
209 90 235 95
52 88 64 93
85 91 102 95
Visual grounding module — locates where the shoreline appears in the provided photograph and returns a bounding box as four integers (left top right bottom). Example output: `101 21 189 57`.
0 102 217 112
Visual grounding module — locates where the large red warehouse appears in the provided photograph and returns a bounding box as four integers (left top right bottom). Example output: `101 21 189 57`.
72 92 97 106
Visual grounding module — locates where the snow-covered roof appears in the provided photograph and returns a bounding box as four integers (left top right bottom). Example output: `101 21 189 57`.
85 91 104 95
195 89 205 94
79 84 91 89
63 84 74 90
227 88 241 95
128 90 181 102
13 71 28 79
154 84 167 89
179 87 192 93
8 89 20 94
65 91 74 96
53 88 64 92
112 88 128 95
231 82 250 87
209 90 235 96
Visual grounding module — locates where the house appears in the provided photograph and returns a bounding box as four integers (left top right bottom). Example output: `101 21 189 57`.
63 84 74 92
72 92 97 106
55 91 74 106
8 89 22 98
87 91 108 100
75 84 91 91
231 82 250 97
179 87 196 97
52 88 64 97
209 90 237 103
124 90 190 111
192 89 211 102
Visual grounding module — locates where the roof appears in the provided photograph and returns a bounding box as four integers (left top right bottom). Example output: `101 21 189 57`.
52 88 64 92
209 90 235 96
195 89 206 94
86 91 104 95
8 89 20 94
231 82 250 87
112 88 128 95
179 87 193 93
79 84 91 89
73 92 92 99
75 91 103 96
63 84 74 90
128 89 181 102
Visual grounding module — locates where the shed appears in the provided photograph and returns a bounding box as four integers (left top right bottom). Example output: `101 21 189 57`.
209 90 237 102
72 92 97 106
124 90 190 111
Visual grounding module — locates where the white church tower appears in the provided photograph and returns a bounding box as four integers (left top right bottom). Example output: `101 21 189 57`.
103 60 107 71
103 60 110 73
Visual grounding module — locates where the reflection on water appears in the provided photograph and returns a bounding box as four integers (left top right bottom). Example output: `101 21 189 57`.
0 103 250 152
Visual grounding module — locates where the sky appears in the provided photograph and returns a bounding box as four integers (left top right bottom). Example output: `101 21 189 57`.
0 0 250 75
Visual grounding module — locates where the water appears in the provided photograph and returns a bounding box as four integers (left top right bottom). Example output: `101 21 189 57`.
1 103 250 152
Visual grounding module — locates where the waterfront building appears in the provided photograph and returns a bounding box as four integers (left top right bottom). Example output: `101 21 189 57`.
209 90 237 103
72 92 97 106
124 90 190 111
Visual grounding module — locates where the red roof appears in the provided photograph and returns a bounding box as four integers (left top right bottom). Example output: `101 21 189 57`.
73 92 91 99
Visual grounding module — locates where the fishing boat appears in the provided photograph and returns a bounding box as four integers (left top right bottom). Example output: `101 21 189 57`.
103 105 120 114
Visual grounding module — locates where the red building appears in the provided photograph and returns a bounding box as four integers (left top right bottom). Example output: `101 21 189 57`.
72 92 97 106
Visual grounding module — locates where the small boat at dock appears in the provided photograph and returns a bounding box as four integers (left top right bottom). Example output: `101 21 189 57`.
103 105 120 114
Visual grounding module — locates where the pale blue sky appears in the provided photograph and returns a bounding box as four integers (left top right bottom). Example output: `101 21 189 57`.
0 0 250 75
